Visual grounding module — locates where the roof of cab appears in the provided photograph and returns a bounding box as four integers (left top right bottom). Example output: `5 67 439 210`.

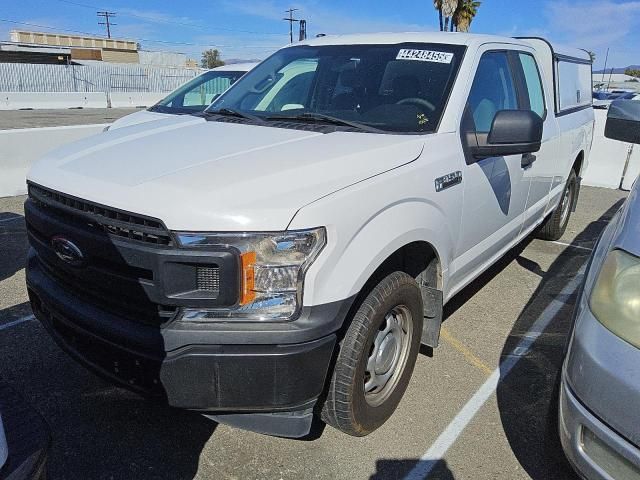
293 32 591 62
296 32 532 48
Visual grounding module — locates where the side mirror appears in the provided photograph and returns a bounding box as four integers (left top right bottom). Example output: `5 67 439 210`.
469 110 543 160
605 100 640 145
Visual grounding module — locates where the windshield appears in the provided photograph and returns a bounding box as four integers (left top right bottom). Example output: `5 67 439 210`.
150 70 248 114
210 43 465 133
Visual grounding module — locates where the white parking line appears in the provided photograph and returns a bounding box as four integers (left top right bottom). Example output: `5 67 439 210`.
0 314 35 331
551 241 593 252
404 269 585 480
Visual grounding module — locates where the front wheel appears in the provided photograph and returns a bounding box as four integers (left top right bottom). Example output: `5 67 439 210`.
537 170 578 241
320 271 423 436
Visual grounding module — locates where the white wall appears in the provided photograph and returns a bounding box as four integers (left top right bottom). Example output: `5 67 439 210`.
0 92 107 110
109 92 165 108
0 124 106 197
581 108 636 189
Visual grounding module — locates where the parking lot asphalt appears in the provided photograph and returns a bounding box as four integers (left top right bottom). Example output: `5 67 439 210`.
0 186 628 480
0 108 142 130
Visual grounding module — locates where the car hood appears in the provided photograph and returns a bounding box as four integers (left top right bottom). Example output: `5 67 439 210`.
612 177 640 257
108 109 169 130
28 115 425 231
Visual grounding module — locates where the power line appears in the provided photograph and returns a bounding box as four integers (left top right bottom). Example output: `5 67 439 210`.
96 11 116 39
56 0 286 36
283 8 300 43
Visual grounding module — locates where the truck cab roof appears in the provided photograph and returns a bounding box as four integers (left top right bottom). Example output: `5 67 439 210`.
296 32 591 62
297 31 535 49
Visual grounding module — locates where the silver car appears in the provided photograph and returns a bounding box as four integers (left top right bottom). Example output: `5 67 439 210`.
560 100 640 479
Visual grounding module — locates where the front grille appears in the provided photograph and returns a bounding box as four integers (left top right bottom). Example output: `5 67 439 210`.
37 255 177 326
28 183 173 246
196 266 220 292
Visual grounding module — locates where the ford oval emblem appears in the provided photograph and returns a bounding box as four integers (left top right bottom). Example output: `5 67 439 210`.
51 236 86 268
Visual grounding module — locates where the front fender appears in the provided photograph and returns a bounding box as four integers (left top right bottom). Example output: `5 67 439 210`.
292 196 455 307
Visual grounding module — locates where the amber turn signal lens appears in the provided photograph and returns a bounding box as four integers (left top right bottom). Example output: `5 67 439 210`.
240 251 256 305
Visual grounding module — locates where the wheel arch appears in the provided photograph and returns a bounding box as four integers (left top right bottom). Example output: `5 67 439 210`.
572 150 585 176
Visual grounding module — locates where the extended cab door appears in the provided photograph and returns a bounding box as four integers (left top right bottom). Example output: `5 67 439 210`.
515 51 559 232
449 48 531 290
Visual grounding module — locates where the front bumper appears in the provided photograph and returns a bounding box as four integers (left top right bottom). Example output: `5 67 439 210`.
559 377 640 480
27 251 345 418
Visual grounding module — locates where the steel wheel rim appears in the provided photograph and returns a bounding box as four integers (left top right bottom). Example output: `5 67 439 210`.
560 182 573 227
364 305 413 407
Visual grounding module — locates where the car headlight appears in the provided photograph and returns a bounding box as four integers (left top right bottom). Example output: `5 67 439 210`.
176 228 326 321
589 249 640 348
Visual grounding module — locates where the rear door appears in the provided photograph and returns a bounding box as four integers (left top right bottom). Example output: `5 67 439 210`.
450 48 531 289
515 51 559 232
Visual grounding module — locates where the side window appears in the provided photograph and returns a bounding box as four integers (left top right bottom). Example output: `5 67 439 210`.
183 77 234 107
519 53 546 118
466 52 519 133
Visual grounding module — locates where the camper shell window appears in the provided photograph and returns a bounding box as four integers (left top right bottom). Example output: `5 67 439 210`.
556 58 592 114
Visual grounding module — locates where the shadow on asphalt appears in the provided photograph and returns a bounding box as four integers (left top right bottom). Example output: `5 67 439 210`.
0 213 26 285
496 200 624 480
370 458 454 479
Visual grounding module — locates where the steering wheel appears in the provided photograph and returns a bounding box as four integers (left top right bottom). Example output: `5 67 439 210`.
396 97 436 112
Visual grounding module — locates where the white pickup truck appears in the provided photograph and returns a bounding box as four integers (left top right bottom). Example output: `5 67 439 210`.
25 33 593 438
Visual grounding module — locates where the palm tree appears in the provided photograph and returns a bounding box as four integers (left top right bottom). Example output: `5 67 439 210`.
453 0 481 32
434 0 444 31
441 0 459 31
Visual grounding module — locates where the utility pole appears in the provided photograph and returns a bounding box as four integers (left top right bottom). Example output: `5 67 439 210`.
601 48 610 84
283 8 299 43
299 19 307 41
97 11 116 39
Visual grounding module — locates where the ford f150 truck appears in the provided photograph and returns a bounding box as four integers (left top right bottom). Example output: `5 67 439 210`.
24 33 594 438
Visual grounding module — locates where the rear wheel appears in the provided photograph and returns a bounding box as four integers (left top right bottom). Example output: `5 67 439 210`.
537 169 578 241
320 271 423 436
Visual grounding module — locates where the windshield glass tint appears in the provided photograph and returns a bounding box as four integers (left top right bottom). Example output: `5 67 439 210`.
211 43 466 133
155 70 247 112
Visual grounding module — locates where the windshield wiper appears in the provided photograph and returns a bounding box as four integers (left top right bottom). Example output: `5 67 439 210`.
266 112 383 133
202 107 265 124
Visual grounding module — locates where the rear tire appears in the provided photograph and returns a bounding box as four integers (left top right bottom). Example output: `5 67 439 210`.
320 272 423 436
537 169 578 241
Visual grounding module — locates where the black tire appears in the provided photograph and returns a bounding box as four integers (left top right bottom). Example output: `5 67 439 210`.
320 271 423 436
537 169 578 241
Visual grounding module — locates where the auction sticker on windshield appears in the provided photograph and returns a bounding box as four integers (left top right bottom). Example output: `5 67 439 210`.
396 49 454 63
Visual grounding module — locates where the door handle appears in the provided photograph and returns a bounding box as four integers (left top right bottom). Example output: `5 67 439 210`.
521 153 536 169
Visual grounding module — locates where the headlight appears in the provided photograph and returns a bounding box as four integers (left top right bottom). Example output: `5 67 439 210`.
176 228 326 321
590 249 640 348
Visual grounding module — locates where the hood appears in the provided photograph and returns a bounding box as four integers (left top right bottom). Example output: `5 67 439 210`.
28 115 425 231
108 110 169 130
613 177 640 257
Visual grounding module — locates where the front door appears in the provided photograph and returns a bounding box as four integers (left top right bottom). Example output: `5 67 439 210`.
449 49 531 293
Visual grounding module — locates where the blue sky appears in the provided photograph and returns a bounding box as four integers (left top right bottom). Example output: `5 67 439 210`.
1 0 638 68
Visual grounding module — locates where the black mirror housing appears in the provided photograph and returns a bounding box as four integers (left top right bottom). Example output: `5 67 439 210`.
469 110 543 160
605 100 640 145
